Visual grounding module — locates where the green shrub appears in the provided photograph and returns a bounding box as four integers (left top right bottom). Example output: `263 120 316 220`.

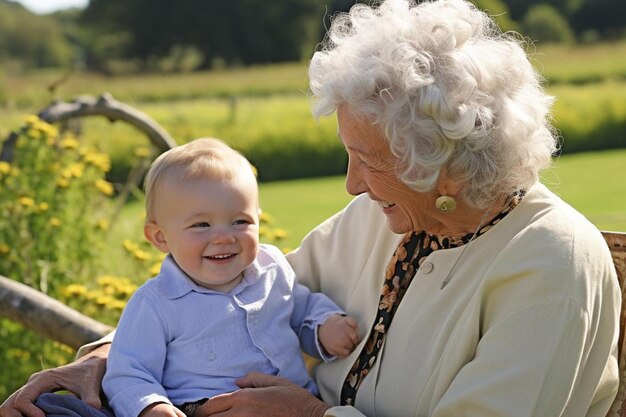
551 81 626 153
522 4 575 44
0 117 116 400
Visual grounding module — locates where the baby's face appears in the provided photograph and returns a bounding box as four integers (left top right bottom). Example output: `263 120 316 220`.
150 173 259 292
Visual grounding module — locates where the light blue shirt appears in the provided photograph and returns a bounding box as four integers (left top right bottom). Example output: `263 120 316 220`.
103 244 342 417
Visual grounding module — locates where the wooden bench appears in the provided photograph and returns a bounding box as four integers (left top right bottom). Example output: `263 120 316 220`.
605 231 626 416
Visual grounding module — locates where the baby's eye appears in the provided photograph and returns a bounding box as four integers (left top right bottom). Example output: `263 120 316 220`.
233 219 250 226
190 222 210 228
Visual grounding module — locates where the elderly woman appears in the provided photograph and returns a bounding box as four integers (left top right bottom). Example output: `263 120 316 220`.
1 0 619 416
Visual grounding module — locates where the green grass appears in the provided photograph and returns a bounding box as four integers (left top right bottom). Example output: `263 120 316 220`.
259 176 353 250
542 149 626 232
0 62 310 109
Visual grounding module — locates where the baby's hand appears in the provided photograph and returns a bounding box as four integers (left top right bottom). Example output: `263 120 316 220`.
140 402 186 417
318 314 360 358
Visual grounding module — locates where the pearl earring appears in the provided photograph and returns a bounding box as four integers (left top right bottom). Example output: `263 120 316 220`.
435 195 457 212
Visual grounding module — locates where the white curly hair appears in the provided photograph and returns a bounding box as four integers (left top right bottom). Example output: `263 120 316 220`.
309 0 558 209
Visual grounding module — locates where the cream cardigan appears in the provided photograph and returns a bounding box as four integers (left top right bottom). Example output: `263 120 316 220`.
285 183 619 417
81 183 619 417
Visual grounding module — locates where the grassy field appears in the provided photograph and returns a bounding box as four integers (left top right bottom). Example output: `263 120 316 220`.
2 41 625 109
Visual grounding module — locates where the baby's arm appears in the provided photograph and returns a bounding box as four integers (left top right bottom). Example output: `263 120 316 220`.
318 314 360 358
103 288 172 417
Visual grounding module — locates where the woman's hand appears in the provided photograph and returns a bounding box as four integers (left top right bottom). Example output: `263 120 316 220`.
196 372 330 417
0 344 110 417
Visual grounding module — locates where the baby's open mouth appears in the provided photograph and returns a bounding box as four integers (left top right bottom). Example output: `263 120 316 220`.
205 254 235 260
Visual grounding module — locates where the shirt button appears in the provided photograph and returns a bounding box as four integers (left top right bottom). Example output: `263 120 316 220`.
208 352 216 361
421 262 434 274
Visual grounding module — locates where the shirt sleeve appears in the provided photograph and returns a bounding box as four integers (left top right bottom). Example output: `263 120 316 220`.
323 406 368 416
262 243 344 361
291 281 345 361
102 288 172 417
76 331 115 359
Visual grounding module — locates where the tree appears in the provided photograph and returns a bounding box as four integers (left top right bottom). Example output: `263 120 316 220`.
570 0 626 39
522 4 574 43
0 0 73 69
80 0 323 71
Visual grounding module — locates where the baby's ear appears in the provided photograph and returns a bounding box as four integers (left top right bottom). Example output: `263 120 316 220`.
144 221 169 253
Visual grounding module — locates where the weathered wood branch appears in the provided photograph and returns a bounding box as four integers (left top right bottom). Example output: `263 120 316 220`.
1 93 176 162
0 275 113 350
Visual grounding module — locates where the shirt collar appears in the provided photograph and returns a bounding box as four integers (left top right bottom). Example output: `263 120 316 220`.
156 253 266 299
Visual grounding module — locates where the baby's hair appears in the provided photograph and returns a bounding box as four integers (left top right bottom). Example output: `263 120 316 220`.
144 137 255 222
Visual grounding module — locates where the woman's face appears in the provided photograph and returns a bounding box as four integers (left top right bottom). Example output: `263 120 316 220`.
337 104 438 234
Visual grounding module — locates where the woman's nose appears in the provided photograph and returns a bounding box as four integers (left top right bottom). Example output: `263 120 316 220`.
345 158 367 196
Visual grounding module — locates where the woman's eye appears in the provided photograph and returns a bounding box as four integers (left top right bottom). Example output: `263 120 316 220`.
359 157 372 168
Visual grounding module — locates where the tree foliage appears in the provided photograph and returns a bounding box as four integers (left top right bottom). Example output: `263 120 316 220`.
80 0 322 70
0 0 624 72
522 4 574 43
0 0 72 70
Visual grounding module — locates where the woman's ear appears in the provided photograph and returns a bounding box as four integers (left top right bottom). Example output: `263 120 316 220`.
144 222 169 253
435 170 462 197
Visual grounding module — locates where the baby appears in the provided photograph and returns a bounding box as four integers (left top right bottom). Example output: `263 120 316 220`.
102 138 360 417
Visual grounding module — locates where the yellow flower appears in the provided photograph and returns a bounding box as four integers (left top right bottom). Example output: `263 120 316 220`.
134 147 151 158
85 290 100 300
108 299 127 310
96 179 114 196
49 217 61 227
133 250 152 262
63 284 88 297
18 197 35 207
97 275 119 287
95 295 114 306
272 228 288 240
60 138 80 149
37 122 58 138
259 211 273 224
96 219 110 230
84 152 111 172
57 178 70 188
117 283 137 297
0 244 9 255
150 262 162 276
0 162 10 175
123 239 139 253
259 225 271 238
38 202 49 212
67 163 85 178
23 115 39 125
